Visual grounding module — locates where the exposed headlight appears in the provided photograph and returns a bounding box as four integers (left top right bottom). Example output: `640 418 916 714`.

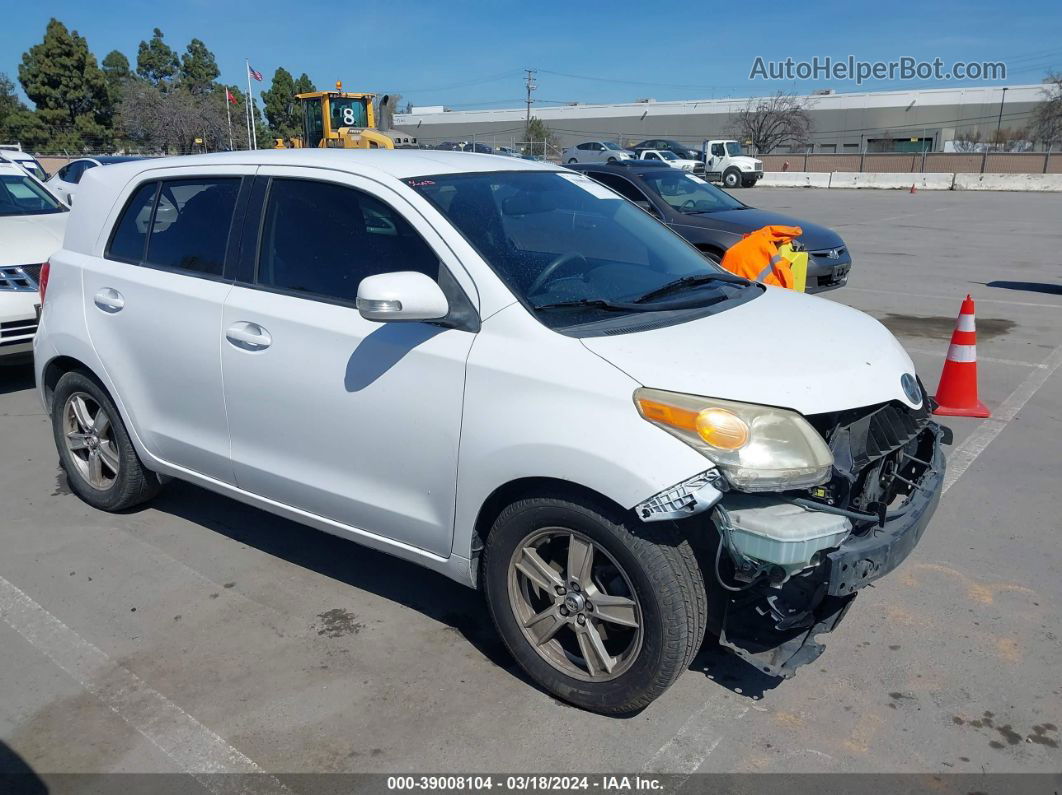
634 388 833 492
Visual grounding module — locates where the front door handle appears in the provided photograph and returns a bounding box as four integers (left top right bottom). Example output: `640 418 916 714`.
93 287 125 313
225 321 272 350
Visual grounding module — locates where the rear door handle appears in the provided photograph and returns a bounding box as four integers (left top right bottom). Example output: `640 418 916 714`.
225 321 272 350
93 287 125 313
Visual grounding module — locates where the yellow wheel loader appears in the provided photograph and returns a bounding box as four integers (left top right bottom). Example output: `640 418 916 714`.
274 82 411 150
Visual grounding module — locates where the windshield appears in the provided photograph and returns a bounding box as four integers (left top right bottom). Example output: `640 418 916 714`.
639 171 745 213
0 174 66 216
409 171 751 329
330 96 368 129
601 142 623 150
725 142 744 156
14 159 47 181
658 151 679 160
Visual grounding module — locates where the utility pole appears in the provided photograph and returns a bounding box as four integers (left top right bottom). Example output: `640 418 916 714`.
995 86 1008 151
524 68 537 133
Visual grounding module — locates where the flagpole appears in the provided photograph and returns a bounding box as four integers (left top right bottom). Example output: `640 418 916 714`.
245 59 255 150
225 90 234 151
245 59 258 150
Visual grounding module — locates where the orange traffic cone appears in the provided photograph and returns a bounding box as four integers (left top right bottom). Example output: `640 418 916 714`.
933 295 990 417
910 184 917 194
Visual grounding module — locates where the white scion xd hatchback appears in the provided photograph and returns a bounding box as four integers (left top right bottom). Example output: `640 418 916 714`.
35 150 946 714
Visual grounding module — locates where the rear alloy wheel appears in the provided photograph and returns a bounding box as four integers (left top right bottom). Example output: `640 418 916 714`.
63 392 120 490
51 370 161 511
484 496 707 714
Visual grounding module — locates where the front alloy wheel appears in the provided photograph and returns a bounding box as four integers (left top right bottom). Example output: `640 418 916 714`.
483 496 707 714
508 528 642 680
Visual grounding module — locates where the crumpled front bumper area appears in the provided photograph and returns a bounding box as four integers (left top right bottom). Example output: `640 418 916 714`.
710 422 946 678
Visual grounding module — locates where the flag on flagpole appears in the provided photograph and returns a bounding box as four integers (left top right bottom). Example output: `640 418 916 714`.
248 65 263 81
225 88 238 105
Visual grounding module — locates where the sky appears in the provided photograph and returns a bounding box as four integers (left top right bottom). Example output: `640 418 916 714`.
2 0 1061 111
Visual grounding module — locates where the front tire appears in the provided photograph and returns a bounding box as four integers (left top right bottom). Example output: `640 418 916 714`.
51 371 161 511
483 496 707 714
723 168 742 188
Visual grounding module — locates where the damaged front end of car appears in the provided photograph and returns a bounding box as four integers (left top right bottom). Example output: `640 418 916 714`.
636 386 949 678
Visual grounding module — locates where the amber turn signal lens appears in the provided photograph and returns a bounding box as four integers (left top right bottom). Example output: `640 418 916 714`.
694 408 749 450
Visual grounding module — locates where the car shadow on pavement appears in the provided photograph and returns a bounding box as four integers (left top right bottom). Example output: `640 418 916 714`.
982 280 1062 296
688 640 782 701
0 740 47 795
0 360 35 395
151 480 782 711
150 481 533 683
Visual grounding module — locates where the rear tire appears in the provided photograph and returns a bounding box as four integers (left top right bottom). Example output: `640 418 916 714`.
567 158 578 164
51 371 161 511
483 495 707 714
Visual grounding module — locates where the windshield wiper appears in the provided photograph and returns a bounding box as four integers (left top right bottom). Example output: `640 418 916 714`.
633 273 745 304
533 298 654 313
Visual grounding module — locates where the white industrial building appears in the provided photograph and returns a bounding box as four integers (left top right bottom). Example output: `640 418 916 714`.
393 84 1047 153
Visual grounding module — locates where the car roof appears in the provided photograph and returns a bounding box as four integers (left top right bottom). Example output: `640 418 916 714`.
0 160 33 174
79 148 563 186
93 155 153 165
568 162 669 176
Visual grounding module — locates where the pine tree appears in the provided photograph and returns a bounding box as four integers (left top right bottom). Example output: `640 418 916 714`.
180 39 220 95
294 73 315 95
18 18 112 151
262 67 299 139
136 28 179 89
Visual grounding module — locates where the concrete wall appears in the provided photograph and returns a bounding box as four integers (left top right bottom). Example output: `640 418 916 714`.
760 171 1062 191
952 173 1062 191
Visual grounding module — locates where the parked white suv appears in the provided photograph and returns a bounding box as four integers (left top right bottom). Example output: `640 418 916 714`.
1 161 67 359
34 150 945 714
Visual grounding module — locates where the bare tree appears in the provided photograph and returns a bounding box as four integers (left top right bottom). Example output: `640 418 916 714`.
951 129 984 152
118 82 248 153
1031 72 1062 148
729 92 812 154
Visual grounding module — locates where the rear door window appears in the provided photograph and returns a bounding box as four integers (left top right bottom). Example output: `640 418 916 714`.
143 179 240 276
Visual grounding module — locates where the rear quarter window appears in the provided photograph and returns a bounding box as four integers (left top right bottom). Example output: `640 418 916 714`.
106 182 158 264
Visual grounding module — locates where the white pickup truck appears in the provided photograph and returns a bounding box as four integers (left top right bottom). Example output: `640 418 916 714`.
634 149 705 175
703 140 763 188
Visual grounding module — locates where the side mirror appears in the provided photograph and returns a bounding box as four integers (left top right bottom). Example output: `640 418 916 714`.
356 271 449 323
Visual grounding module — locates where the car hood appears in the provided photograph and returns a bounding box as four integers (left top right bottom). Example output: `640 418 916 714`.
680 207 844 250
580 288 919 416
0 212 68 266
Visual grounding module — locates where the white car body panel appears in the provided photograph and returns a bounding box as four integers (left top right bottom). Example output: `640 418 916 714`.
35 148 917 590
1 167 67 356
582 287 919 416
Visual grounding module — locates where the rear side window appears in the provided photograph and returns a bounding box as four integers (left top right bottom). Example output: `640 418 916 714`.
256 178 439 303
106 177 240 276
144 179 239 276
107 182 158 264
